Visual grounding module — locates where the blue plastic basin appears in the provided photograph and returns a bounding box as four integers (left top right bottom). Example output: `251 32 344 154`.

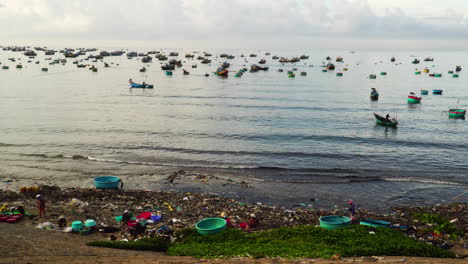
93 176 121 189
319 215 351 230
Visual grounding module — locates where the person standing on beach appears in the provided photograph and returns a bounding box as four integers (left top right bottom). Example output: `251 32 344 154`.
348 201 356 220
36 194 46 218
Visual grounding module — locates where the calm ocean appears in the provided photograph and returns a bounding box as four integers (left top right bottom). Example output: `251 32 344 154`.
0 48 466 210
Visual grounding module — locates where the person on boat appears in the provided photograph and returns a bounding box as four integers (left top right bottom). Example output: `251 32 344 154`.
128 78 133 84
348 201 356 220
36 194 46 218
385 114 390 121
410 92 415 96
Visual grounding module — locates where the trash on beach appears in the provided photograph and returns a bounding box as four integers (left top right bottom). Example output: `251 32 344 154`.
36 222 55 229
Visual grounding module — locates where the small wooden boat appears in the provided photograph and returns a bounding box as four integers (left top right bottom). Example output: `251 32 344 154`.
165 71 173 76
369 74 376 79
411 59 420 64
390 57 395 62
415 71 421 75
130 82 152 88
326 63 335 70
421 90 429 95
433 89 443 95
374 113 398 127
288 71 295 78
448 109 466 118
407 95 422 104
215 69 228 77
423 68 429 73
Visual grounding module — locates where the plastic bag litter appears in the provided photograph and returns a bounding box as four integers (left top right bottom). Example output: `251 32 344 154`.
68 198 88 207
63 227 73 233
36 222 55 229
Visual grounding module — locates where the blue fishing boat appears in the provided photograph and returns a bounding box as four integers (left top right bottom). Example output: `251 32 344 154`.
433 89 443 95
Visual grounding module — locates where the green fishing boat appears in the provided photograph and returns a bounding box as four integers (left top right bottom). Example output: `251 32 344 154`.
374 113 398 127
448 109 466 118
421 90 429 95
380 72 387 75
407 94 422 104
453 74 459 78
415 71 421 75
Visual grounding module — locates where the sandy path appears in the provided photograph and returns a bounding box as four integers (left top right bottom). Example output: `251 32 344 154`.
0 223 466 264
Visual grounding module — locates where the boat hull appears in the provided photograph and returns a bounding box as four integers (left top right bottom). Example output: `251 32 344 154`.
407 96 421 104
449 109 466 118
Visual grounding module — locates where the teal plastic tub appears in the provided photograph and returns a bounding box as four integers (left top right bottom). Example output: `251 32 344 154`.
195 218 227 235
71 221 83 231
319 216 351 230
93 176 122 189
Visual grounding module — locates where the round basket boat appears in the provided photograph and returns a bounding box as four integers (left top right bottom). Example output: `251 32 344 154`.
195 218 227 235
93 176 122 189
319 215 351 230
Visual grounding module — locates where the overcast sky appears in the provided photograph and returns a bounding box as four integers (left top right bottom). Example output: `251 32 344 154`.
2 0 468 49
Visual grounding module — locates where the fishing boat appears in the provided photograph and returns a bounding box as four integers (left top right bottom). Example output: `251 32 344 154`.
374 113 398 127
407 93 422 104
360 219 391 228
370 88 379 100
336 57 343 62
455 66 462 72
326 63 335 70
369 74 376 79
161 64 175 70
449 109 466 118
130 82 153 88
287 71 295 78
448 99 466 118
390 57 395 62
411 59 420 64
214 68 228 77
250 65 269 72
423 68 429 73
421 90 429 95
433 89 443 95
258 59 266 64
336 72 343 76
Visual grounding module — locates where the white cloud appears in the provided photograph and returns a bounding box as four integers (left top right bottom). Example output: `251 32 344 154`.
1 0 468 45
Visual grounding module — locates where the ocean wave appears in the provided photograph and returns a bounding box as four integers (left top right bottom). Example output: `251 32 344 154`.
383 177 465 186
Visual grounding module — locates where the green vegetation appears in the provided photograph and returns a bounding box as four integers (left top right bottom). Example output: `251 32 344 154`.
167 226 455 259
414 213 462 240
87 225 455 259
87 237 169 252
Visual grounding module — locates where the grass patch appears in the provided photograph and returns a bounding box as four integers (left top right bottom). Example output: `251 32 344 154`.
167 225 455 259
87 237 169 252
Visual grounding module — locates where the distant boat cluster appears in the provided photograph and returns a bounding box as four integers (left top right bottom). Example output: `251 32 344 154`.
1 45 466 122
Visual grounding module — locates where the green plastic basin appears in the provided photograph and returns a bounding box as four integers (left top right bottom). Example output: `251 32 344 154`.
195 218 227 235
319 215 351 230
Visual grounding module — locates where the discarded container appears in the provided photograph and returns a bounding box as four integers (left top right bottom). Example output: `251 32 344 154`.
85 219 96 227
93 176 122 189
79 227 91 235
319 215 351 230
151 215 162 222
195 218 227 235
71 221 83 231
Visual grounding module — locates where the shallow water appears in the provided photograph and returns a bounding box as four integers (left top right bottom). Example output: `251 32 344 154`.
0 48 466 209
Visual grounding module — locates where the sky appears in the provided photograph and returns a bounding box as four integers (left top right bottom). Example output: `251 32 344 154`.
1 0 468 49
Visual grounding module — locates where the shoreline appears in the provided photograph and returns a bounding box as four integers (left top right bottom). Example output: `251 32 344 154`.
0 185 466 262
1 166 466 213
